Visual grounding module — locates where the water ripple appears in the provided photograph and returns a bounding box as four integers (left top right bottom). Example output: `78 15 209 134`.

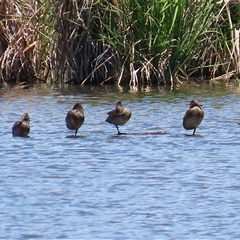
1 86 240 238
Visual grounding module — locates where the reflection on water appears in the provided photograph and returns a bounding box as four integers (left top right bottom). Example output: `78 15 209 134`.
1 82 240 238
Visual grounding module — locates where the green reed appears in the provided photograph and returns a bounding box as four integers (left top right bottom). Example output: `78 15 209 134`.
0 0 239 88
96 0 218 86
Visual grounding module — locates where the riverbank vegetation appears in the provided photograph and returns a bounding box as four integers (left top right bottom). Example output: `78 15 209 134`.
0 0 239 89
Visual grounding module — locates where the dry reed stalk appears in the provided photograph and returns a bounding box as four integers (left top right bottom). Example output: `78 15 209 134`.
0 0 38 86
0 22 8 57
233 28 240 74
217 0 240 79
51 0 120 85
211 70 236 81
158 50 169 85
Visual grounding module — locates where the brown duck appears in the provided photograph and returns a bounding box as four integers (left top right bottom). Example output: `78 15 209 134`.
12 113 30 137
183 100 204 135
65 103 85 136
106 101 132 135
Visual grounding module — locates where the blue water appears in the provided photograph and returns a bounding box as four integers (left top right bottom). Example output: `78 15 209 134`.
1 83 240 239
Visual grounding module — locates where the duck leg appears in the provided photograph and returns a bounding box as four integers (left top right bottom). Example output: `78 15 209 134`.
193 128 196 135
116 125 121 135
75 129 78 136
116 125 127 135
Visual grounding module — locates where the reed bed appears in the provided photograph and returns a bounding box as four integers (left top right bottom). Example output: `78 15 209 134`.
0 0 239 89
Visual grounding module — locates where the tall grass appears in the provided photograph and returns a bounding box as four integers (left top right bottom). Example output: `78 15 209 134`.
0 0 57 85
98 0 218 87
0 0 239 88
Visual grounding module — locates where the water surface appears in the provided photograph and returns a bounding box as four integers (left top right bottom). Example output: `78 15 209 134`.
1 82 240 239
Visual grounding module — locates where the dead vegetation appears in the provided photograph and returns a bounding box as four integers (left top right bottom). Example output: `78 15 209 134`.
0 0 239 89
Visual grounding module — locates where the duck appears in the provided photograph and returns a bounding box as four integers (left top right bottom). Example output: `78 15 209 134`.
183 100 204 135
65 103 85 136
12 113 30 137
106 101 132 135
